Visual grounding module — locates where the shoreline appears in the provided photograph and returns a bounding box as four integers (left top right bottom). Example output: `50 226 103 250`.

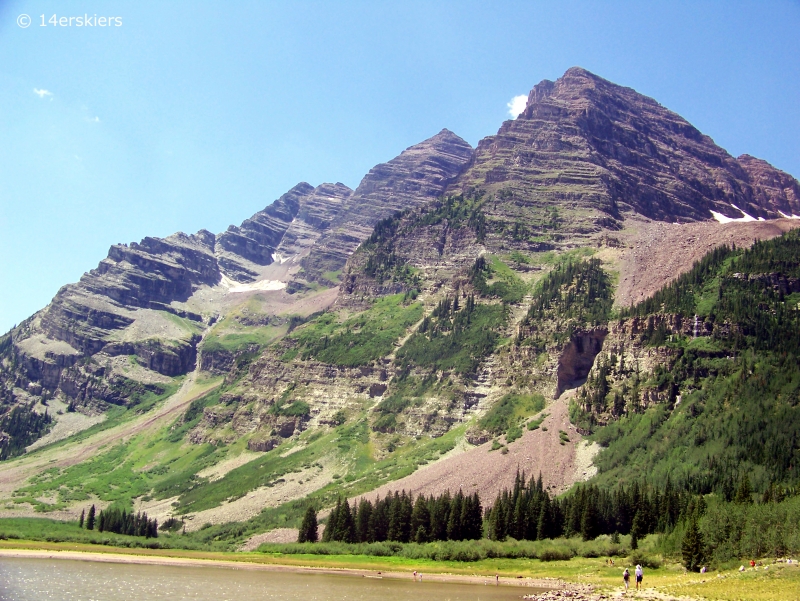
0 546 564 590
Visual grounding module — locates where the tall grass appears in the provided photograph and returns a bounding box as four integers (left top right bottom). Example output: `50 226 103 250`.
258 536 627 562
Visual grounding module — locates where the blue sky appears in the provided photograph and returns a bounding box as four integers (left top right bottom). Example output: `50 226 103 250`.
1 1 799 333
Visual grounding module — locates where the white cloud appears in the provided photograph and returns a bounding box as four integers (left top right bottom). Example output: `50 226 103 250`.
86 116 100 123
33 88 53 99
507 94 527 118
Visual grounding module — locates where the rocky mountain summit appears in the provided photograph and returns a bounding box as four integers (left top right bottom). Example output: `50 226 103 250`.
454 67 800 244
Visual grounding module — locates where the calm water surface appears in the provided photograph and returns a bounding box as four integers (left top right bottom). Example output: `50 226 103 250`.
0 558 542 601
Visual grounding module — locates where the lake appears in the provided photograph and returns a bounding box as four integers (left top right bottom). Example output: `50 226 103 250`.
0 557 544 601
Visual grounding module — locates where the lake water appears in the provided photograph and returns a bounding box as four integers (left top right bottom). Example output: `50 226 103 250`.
0 557 544 601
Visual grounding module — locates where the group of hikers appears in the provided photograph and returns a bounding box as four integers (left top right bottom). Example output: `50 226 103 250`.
622 564 644 591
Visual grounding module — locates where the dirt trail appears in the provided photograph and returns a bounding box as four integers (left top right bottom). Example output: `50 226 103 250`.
353 390 594 505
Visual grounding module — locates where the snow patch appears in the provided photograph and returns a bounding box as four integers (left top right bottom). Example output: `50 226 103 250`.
710 203 760 223
270 253 290 264
779 211 800 220
220 275 286 294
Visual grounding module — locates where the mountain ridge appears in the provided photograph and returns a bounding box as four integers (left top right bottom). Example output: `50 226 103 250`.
1 68 799 548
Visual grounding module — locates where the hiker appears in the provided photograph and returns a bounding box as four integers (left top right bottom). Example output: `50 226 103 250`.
635 564 643 590
623 567 630 591
495 573 499 586
413 571 417 581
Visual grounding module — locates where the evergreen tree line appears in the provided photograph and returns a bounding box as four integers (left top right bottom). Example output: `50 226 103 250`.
0 403 52 460
360 193 486 284
621 230 800 355
621 243 734 319
487 472 696 547
301 490 483 544
523 258 613 331
78 504 158 538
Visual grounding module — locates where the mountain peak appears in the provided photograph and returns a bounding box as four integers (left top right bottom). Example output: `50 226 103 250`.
459 67 800 227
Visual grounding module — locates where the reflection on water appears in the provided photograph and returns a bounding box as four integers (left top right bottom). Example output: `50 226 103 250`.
0 557 542 601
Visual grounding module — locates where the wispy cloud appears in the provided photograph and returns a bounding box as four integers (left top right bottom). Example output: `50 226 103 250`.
507 94 527 118
86 116 100 123
33 88 53 99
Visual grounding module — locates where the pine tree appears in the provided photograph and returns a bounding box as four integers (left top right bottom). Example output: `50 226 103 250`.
333 499 356 543
447 492 464 541
681 517 705 572
79 509 85 529
580 497 600 541
629 510 642 550
429 493 450 541
322 499 340 542
410 495 430 543
368 496 389 542
298 506 318 543
86 505 96 530
735 474 753 504
355 499 372 543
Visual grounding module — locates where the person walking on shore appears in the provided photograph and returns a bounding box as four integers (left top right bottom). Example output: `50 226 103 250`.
635 564 643 590
623 567 630 591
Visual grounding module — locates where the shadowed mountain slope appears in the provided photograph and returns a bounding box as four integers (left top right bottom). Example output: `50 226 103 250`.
298 129 474 284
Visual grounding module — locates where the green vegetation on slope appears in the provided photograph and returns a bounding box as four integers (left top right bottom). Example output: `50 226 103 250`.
470 255 528 303
292 294 423 366
479 393 545 441
622 230 800 355
371 373 458 433
587 350 800 493
526 257 613 328
354 193 487 286
11 379 224 512
396 298 505 374
581 230 800 494
0 403 52 460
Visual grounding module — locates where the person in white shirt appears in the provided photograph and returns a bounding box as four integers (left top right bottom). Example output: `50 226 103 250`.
635 564 643 590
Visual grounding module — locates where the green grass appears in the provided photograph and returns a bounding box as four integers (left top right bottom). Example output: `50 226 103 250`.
293 294 423 366
177 419 463 518
322 270 342 283
479 393 546 438
201 325 286 353
531 247 596 266
396 304 505 374
15 433 223 511
162 312 205 336
527 413 548 431
11 378 226 513
25 379 184 455
472 255 528 304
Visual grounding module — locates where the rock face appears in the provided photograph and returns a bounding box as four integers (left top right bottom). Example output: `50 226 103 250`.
556 329 608 398
452 67 800 241
0 182 352 410
299 129 474 284
216 182 354 281
0 132 473 417
737 154 800 217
